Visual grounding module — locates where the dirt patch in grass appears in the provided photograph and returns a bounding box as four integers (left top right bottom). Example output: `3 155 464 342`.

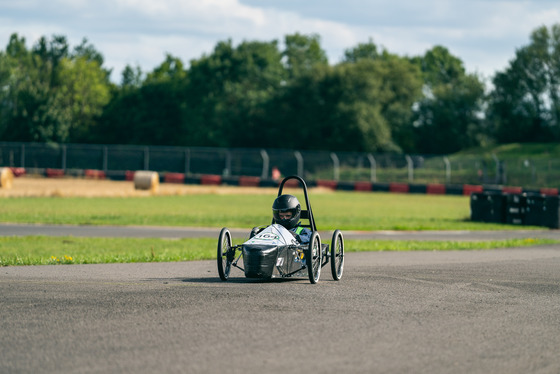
0 175 332 197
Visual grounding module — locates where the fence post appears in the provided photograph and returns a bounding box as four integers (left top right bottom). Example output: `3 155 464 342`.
367 153 376 182
405 154 413 182
260 149 269 179
62 145 67 170
492 153 505 184
184 148 191 175
443 156 450 183
294 151 303 177
224 150 231 176
20 144 25 168
524 159 537 184
144 147 149 170
330 152 340 181
103 146 108 172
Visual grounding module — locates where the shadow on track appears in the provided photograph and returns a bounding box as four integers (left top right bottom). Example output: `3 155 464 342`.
142 277 305 284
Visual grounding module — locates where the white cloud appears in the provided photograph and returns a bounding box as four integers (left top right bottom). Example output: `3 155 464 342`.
1 0 559 82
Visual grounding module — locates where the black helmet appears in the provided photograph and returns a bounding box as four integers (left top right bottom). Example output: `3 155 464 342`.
272 194 301 229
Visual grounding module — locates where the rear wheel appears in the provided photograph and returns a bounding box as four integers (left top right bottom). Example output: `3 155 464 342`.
217 228 233 281
306 231 322 284
330 230 344 281
249 226 262 239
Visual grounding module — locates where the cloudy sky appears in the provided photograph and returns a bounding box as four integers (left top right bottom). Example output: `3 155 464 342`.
1 0 559 83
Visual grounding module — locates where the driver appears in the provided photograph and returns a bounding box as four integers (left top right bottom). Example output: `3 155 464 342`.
272 194 312 244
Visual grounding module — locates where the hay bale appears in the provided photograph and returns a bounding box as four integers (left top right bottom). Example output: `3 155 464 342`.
133 171 159 192
0 168 14 188
0 167 14 189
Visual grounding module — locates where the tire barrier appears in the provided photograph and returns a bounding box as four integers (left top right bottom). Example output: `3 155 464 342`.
125 170 135 181
316 180 338 190
389 182 410 193
0 167 14 189
200 174 222 185
540 187 559 196
502 186 523 194
525 194 560 228
471 191 560 228
470 192 507 224
9 167 26 177
354 181 372 192
45 168 65 178
4 166 560 202
426 184 446 194
164 172 185 184
238 176 260 187
133 171 159 192
336 181 356 191
84 169 106 179
463 184 484 196
409 184 427 194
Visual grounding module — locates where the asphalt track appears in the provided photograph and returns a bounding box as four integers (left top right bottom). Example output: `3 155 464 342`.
3 222 560 241
2 224 560 373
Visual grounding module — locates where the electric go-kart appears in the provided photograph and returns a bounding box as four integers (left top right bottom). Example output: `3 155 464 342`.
217 175 344 284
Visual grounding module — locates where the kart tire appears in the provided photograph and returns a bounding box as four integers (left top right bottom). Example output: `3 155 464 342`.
306 231 322 284
249 226 261 239
217 227 233 281
330 230 344 281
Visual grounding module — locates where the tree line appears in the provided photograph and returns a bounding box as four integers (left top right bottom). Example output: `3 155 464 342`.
1 24 559 155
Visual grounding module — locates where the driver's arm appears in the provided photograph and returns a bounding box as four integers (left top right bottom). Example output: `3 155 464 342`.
297 229 311 244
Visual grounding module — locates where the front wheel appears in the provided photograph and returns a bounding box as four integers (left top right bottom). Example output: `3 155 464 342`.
306 231 322 284
217 228 233 281
330 230 344 281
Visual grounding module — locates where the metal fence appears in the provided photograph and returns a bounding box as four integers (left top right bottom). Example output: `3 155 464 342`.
1 141 559 188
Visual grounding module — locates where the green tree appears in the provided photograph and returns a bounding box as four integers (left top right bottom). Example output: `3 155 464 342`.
0 33 66 142
412 46 486 154
145 54 187 84
343 39 379 62
0 34 29 139
263 54 421 152
324 61 391 151
0 33 112 143
31 35 69 88
488 24 560 143
121 64 143 89
340 42 423 152
283 33 328 80
73 38 105 66
56 56 112 142
184 39 286 147
96 54 187 145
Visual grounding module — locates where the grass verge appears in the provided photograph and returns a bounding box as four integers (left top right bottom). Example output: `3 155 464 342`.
0 192 538 231
1 236 557 266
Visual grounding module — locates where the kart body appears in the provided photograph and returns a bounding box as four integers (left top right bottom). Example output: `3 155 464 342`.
242 224 306 279
217 175 345 284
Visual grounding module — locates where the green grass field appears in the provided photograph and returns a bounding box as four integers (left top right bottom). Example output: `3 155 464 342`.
1 190 556 266
0 191 532 230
